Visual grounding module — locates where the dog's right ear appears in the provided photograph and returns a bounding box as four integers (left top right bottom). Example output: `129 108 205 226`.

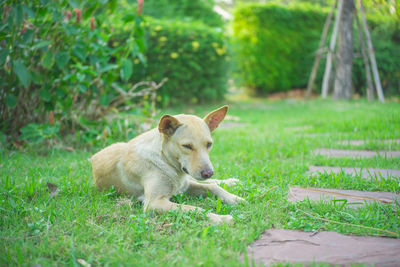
158 115 182 136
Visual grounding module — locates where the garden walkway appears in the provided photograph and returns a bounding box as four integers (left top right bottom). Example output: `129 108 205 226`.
245 138 400 266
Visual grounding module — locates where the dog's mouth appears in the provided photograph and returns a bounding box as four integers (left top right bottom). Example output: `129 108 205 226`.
182 167 189 174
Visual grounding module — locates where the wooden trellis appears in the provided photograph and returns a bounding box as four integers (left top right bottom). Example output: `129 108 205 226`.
305 0 384 103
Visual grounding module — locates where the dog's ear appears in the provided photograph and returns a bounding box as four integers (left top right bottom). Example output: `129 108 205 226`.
158 115 182 136
203 105 228 132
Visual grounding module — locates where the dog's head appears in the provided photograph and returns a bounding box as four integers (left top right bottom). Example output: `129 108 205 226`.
158 106 228 180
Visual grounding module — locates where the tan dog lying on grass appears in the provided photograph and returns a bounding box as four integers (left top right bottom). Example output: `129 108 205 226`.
91 106 245 224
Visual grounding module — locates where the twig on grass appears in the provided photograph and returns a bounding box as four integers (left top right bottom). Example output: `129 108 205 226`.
296 207 400 238
256 186 278 200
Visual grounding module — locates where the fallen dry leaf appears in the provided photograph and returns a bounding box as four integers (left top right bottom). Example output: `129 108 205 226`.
46 182 59 198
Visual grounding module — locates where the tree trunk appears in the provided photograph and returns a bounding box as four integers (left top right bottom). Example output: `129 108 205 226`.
334 0 354 99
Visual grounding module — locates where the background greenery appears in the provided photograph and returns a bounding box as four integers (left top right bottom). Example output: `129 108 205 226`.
232 2 400 95
1 0 399 145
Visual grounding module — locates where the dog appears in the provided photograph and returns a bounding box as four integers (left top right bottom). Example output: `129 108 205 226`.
91 106 245 224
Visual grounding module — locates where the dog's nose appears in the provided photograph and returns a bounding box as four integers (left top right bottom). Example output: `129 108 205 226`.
201 169 214 179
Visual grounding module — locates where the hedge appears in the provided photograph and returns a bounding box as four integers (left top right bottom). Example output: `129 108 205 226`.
233 3 400 95
133 18 229 106
141 0 223 28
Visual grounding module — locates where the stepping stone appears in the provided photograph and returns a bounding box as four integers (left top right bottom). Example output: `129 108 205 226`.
219 122 245 129
288 187 399 206
337 139 400 146
313 148 400 158
308 166 400 180
246 229 400 266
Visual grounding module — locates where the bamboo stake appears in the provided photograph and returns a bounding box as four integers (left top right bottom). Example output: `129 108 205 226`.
354 6 374 101
305 0 337 99
321 0 344 98
358 0 384 103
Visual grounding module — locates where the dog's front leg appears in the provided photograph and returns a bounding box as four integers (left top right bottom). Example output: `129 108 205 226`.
186 180 246 205
142 178 233 224
144 196 233 224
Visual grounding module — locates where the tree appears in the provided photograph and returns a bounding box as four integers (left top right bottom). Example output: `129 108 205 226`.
334 0 355 99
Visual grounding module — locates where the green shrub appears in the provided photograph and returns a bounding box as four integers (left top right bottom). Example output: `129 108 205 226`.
233 3 400 96
233 3 325 94
0 0 155 144
131 19 229 106
140 0 223 28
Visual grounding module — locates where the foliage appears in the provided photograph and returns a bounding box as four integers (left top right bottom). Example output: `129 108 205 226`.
232 3 400 95
135 18 229 106
232 3 325 94
0 0 153 145
140 0 223 28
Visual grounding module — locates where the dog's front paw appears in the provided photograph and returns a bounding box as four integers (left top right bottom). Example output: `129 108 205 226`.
222 194 247 205
207 213 233 224
222 178 240 186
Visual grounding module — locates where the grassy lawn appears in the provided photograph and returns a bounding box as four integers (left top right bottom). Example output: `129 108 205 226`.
1 99 400 266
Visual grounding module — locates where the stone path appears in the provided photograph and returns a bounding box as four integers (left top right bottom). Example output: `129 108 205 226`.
336 139 400 146
308 165 400 180
246 229 400 266
219 122 245 129
246 138 400 265
287 186 399 206
313 148 400 158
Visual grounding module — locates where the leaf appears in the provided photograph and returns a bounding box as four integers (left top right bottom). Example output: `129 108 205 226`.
78 84 87 93
99 94 110 106
13 60 31 88
46 182 59 198
122 14 135 23
0 49 9 65
121 58 133 81
12 5 24 28
216 198 222 213
39 89 51 102
41 51 55 69
21 29 34 44
5 94 17 108
31 41 51 50
72 44 86 60
56 52 70 68
99 64 118 73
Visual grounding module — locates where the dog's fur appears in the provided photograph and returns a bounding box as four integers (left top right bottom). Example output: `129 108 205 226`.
91 106 245 224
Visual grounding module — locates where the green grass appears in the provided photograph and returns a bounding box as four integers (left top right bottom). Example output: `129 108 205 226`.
1 99 400 266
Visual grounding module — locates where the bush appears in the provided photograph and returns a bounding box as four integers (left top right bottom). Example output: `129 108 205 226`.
131 18 229 106
0 0 157 145
141 0 223 28
233 3 400 96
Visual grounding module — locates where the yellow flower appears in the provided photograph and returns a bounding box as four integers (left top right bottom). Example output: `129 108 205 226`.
170 52 179 59
159 36 167 42
155 25 162 31
134 58 140 64
212 42 218 48
192 41 200 51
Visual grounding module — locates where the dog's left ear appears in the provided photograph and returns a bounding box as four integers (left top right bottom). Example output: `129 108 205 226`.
203 105 228 132
158 115 182 136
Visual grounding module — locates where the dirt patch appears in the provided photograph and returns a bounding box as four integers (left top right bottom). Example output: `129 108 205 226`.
308 166 400 180
288 186 399 206
336 139 400 146
246 229 400 266
313 148 400 158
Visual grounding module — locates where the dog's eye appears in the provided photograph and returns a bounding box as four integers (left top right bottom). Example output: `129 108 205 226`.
182 144 193 150
206 142 212 149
